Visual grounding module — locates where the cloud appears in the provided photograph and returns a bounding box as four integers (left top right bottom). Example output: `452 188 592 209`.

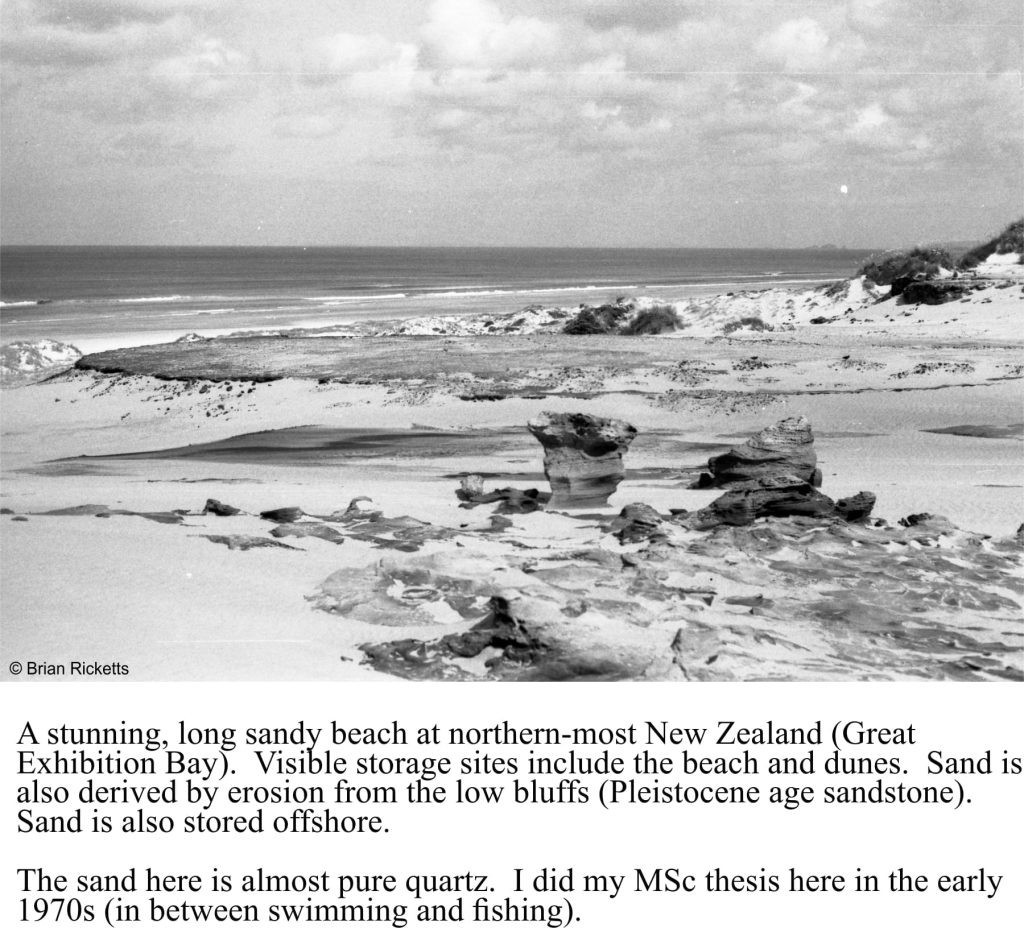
306 31 421 100
420 0 560 68
560 0 690 33
843 101 932 159
2 0 1020 245
756 18 835 71
36 0 213 31
0 0 211 68
850 102 889 133
1 0 248 123
316 32 412 72
844 0 894 34
1 15 194 67
277 0 1017 174
148 37 248 99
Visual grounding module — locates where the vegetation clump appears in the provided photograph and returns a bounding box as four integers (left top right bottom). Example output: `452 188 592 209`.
858 246 953 285
722 316 770 335
622 305 681 335
562 303 630 334
958 218 1024 268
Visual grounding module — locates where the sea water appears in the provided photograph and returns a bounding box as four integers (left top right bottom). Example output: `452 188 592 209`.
1 245 873 352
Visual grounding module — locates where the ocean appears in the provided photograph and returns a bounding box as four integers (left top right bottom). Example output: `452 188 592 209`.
1 245 874 352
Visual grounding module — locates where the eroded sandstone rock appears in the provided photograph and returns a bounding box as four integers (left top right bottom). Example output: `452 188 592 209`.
609 503 668 544
203 498 240 516
456 475 550 513
259 506 304 523
682 416 881 528
327 497 382 522
271 523 346 545
325 511 1021 682
900 280 970 305
686 482 837 529
360 593 671 681
203 534 299 551
693 416 819 488
527 412 637 508
310 553 500 626
835 491 876 523
40 503 185 524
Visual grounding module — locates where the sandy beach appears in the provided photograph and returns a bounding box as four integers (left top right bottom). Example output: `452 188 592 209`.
2 265 1021 682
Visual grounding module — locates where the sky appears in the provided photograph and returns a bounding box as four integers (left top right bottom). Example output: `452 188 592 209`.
1 0 1021 247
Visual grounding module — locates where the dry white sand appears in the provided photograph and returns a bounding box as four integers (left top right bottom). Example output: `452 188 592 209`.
2 279 1021 681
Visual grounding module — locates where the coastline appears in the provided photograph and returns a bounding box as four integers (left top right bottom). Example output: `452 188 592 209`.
1 268 1022 682
0 275 856 356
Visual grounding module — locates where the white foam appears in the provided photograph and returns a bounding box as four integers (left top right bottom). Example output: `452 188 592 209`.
114 295 191 303
302 293 409 304
414 285 604 299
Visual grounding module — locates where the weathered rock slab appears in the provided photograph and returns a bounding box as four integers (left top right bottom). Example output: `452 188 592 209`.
527 412 637 508
609 503 668 544
687 482 837 529
694 416 819 488
259 506 304 523
203 534 300 551
835 491 876 523
901 280 971 304
360 594 671 681
271 523 346 545
203 498 241 517
456 476 550 513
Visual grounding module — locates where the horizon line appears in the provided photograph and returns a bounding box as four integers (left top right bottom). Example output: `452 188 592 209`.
0 242 891 251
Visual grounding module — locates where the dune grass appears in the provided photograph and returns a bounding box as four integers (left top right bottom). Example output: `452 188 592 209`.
859 246 953 285
958 218 1024 268
622 305 681 335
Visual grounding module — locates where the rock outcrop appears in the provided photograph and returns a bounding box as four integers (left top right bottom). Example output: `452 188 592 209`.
456 475 550 513
686 416 877 529
693 416 820 488
527 412 637 508
609 503 668 544
40 503 185 524
311 553 498 626
888 276 912 297
360 593 669 681
203 534 300 551
900 280 970 304
349 508 1022 682
270 523 346 545
203 498 240 516
835 491 876 523
686 483 837 528
324 497 383 523
259 506 304 523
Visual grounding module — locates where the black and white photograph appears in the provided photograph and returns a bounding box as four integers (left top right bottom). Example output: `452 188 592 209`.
2 0 1021 682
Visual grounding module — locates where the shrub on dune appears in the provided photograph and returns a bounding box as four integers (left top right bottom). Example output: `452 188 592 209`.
722 316 770 335
858 246 953 285
622 305 681 335
958 218 1024 268
562 303 630 334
